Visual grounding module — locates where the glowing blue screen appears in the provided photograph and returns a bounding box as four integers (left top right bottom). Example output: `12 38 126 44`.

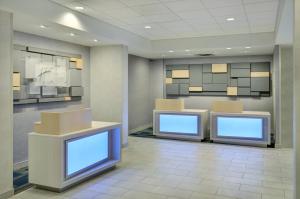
66 131 109 177
159 114 198 134
217 117 263 138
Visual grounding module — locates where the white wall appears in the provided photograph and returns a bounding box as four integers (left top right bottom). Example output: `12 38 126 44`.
128 55 152 132
13 32 90 166
90 45 128 146
0 10 13 199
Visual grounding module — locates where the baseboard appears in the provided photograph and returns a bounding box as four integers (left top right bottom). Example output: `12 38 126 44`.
14 160 28 170
129 123 152 134
0 190 14 199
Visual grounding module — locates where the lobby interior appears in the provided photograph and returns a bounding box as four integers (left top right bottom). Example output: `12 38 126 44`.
0 0 299 199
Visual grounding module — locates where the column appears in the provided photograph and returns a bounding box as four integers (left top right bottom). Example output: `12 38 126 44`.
90 45 128 146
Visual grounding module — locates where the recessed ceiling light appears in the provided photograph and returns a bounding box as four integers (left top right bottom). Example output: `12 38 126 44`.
226 47 232 50
168 50 174 53
245 46 251 49
93 39 98 42
40 25 47 28
226 17 235 21
70 33 75 36
75 6 84 10
185 49 191 52
144 25 152 29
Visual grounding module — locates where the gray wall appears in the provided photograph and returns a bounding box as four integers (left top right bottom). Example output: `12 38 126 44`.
13 32 90 166
90 45 128 146
0 10 13 198
128 55 152 132
280 46 293 147
150 56 274 133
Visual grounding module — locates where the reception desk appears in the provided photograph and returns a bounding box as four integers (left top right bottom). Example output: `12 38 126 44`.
210 111 271 146
29 121 121 191
153 109 208 141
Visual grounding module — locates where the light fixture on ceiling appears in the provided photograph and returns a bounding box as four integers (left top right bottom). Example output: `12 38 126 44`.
93 39 98 42
168 50 174 53
185 49 191 52
245 46 251 49
70 33 75 36
40 25 47 28
75 6 84 10
226 17 235 21
144 25 152 29
226 47 232 50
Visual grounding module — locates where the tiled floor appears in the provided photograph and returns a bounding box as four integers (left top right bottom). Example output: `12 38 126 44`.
11 137 294 199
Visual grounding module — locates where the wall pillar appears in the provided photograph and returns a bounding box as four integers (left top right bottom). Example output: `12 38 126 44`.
90 45 128 146
0 10 14 199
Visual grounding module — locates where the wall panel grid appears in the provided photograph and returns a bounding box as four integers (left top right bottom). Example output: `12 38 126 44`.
165 62 271 97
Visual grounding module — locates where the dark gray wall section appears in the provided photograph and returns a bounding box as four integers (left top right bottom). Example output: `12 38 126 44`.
173 78 190 84
231 68 250 77
70 69 82 86
213 74 227 84
166 65 189 70
238 78 250 87
251 62 270 72
230 79 238 86
203 84 227 91
251 77 270 91
179 84 189 95
203 64 212 72
166 84 179 95
166 70 172 78
189 64 202 86
238 87 251 95
203 73 212 83
231 63 250 69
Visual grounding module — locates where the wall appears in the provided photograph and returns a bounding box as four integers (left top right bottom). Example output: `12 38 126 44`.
150 56 274 133
128 55 152 132
0 10 13 198
90 45 128 146
13 32 90 166
280 46 293 147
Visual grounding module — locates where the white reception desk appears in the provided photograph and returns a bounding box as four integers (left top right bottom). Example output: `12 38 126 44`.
210 111 271 147
153 109 208 141
29 121 121 191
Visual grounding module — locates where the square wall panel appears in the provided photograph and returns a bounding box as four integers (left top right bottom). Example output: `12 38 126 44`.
237 78 250 87
212 64 227 73
179 84 189 95
251 77 269 92
203 64 212 73
231 68 250 77
166 84 179 95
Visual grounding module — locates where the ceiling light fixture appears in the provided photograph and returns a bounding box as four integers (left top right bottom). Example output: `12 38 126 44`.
226 17 235 21
144 25 152 29
168 50 174 53
40 25 47 28
226 47 232 50
70 33 75 36
185 49 191 52
245 46 251 49
75 6 84 10
94 39 98 42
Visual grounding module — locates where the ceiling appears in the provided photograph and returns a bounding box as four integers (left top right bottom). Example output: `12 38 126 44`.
0 0 285 58
52 0 279 40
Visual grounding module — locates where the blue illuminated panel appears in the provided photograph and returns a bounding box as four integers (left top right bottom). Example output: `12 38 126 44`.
217 117 263 139
159 114 198 135
66 131 109 178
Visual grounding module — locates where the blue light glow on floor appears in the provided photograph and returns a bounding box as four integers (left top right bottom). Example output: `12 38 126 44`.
217 117 263 139
159 114 198 134
66 131 109 177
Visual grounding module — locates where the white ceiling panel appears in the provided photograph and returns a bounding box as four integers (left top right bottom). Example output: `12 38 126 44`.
50 0 280 40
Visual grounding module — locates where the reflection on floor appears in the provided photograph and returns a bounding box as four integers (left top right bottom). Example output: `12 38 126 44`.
11 137 293 199
130 127 155 138
13 167 30 192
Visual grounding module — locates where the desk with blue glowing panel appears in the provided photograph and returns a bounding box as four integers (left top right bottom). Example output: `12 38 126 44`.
28 121 121 191
153 109 208 141
210 111 271 146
